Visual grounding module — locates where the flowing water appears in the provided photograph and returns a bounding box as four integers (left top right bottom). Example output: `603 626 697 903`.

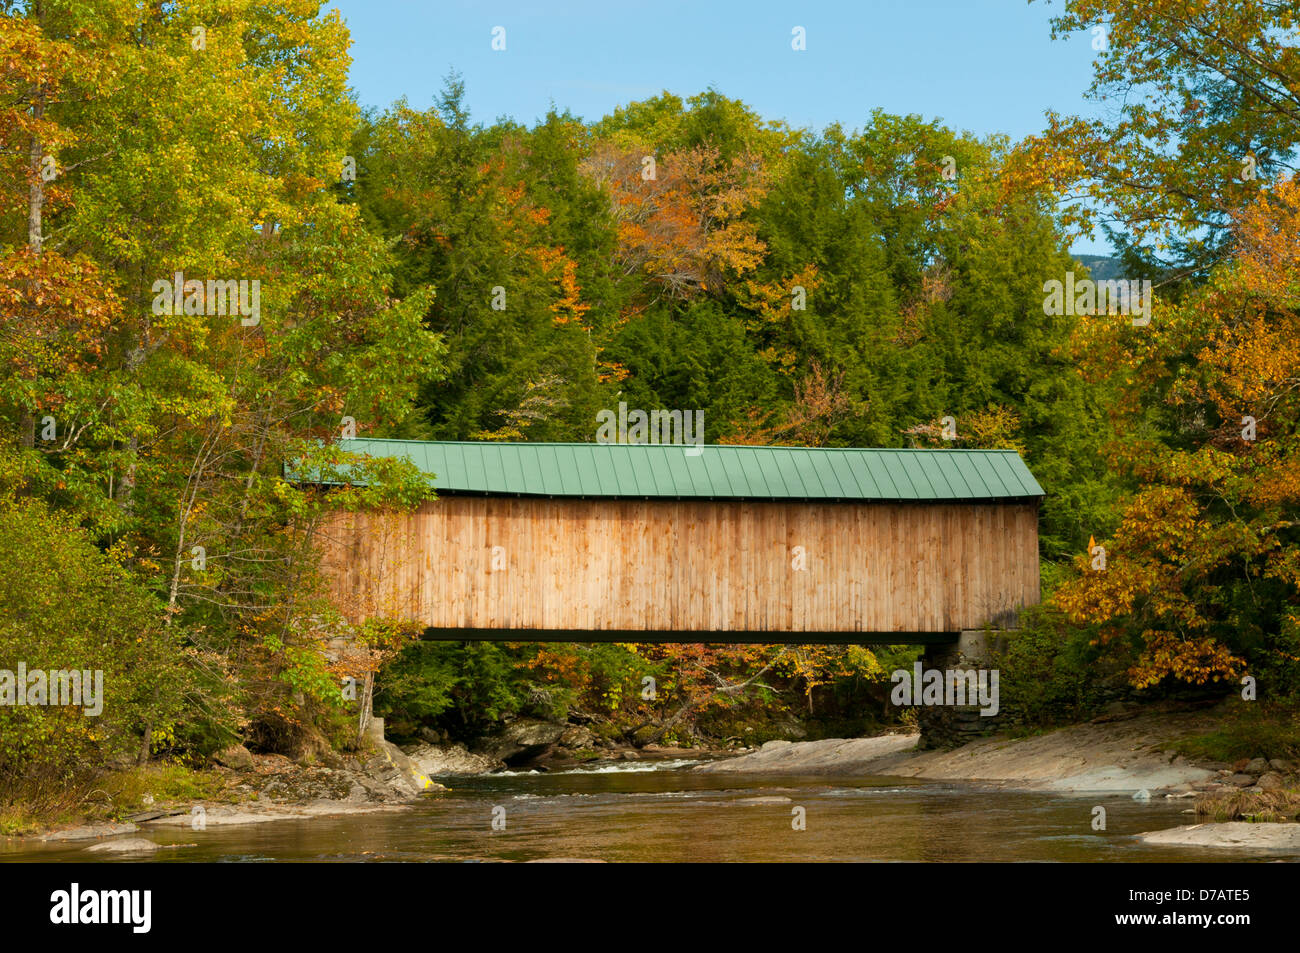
5 759 1297 862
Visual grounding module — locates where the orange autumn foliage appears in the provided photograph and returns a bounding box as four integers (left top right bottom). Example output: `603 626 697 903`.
1053 175 1300 688
581 141 769 302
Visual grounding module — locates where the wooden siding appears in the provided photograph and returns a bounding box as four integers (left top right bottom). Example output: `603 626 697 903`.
320 497 1040 636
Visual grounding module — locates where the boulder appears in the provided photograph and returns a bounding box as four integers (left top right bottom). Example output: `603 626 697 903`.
697 734 918 775
85 838 170 853
1225 773 1257 787
405 743 504 776
480 720 567 764
38 822 138 842
558 725 596 749
213 744 255 771
1244 757 1270 775
362 739 447 798
1256 772 1286 792
1099 700 1141 718
1268 758 1292 773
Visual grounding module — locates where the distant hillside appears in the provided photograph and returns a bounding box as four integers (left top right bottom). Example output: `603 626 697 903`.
1071 254 1125 280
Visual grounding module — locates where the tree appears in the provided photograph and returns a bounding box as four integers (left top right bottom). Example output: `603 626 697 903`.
1030 0 1300 276
0 496 190 801
356 80 608 440
1053 174 1300 693
0 0 445 758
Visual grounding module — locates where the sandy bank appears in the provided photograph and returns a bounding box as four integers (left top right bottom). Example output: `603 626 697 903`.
696 710 1226 794
1135 821 1300 849
138 800 412 829
696 708 1300 849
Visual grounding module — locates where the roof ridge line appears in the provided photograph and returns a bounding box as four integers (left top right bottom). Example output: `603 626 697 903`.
339 438 1025 454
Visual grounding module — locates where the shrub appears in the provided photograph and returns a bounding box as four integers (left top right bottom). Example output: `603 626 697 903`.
995 606 1112 729
0 498 189 808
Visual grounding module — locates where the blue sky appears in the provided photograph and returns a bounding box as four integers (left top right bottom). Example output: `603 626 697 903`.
330 0 1110 253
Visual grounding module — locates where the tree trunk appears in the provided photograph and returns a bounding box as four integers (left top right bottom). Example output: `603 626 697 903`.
115 433 139 513
636 649 788 748
27 96 45 254
356 670 375 747
22 32 45 453
137 722 152 766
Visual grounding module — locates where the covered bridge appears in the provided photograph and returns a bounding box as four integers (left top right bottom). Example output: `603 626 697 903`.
317 440 1044 643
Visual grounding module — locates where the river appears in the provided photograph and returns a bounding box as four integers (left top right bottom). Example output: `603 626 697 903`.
5 759 1296 862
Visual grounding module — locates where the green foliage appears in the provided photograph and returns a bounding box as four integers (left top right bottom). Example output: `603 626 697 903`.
354 80 609 442
16 0 1294 790
354 85 1114 553
1250 617 1300 708
994 607 1112 730
1172 705 1300 764
378 638 913 746
376 641 536 739
0 0 445 782
0 495 189 804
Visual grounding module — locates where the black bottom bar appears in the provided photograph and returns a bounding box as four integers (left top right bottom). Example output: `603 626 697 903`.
0 861 1279 941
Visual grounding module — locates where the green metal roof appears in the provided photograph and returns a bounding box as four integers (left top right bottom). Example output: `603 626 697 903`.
317 439 1044 502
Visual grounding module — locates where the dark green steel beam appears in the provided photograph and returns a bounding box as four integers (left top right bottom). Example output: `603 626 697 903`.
418 627 959 645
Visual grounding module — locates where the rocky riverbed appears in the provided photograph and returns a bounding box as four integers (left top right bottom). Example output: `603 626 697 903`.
23 736 442 848
399 717 721 775
16 706 1299 855
16 720 712 849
